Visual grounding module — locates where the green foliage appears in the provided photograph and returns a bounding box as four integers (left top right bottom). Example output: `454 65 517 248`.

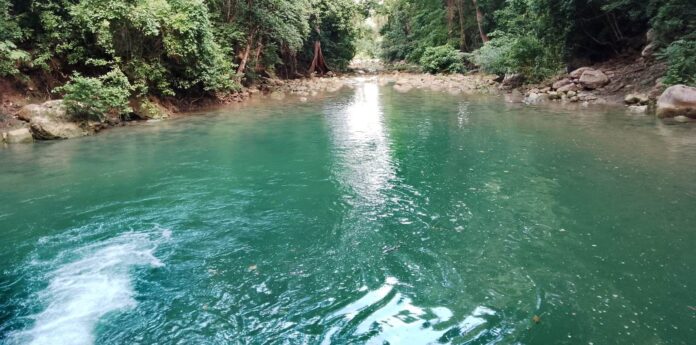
0 0 29 76
659 40 696 86
471 33 563 82
379 0 449 63
300 0 361 72
55 68 132 121
419 45 464 74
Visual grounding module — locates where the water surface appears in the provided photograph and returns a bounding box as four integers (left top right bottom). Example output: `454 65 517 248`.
1 81 695 344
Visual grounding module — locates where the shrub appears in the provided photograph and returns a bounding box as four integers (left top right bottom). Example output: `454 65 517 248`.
471 33 563 82
659 40 696 86
0 41 29 77
419 45 464 74
55 68 133 121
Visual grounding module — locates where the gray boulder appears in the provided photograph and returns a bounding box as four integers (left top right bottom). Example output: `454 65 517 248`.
656 85 696 118
18 100 89 140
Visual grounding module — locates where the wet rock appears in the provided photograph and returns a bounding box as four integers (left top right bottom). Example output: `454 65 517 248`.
2 127 33 144
566 90 577 97
674 115 691 123
627 105 648 113
656 85 696 118
524 92 547 105
18 100 89 140
547 91 561 100
624 93 649 105
578 69 609 90
130 98 171 120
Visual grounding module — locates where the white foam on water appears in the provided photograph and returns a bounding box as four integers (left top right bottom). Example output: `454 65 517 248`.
10 233 164 345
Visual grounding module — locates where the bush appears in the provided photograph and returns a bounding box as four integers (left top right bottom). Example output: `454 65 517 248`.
55 68 133 122
471 33 563 82
419 45 464 74
660 40 696 86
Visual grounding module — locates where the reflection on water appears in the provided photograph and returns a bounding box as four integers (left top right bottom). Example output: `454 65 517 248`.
322 277 497 344
327 81 395 203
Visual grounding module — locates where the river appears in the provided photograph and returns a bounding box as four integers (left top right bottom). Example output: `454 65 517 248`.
1 80 695 344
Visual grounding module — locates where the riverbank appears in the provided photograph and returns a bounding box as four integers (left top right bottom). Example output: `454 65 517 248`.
2 67 695 146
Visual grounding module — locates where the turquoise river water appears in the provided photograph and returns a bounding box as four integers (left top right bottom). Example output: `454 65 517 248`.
1 80 695 344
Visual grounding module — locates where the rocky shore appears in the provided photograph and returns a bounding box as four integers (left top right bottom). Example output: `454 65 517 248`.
2 69 696 146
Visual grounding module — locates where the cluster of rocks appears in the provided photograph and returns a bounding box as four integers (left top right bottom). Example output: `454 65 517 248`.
385 73 498 94
263 75 349 102
522 67 611 105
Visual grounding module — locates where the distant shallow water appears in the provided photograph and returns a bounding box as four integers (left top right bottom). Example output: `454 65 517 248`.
1 81 695 344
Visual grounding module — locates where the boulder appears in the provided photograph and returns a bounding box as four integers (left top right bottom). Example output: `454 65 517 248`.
624 93 649 105
578 69 609 89
656 85 696 118
501 73 524 89
4 127 33 144
17 100 88 140
130 98 171 120
552 78 573 90
569 67 594 79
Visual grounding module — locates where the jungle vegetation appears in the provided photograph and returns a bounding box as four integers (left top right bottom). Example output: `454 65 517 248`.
0 0 694 118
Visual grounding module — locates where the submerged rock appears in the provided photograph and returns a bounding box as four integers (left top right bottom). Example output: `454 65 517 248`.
627 105 648 113
524 92 547 105
18 100 89 140
656 85 696 118
4 127 33 144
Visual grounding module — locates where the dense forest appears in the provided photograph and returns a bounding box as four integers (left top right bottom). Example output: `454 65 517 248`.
0 0 368 118
378 0 695 84
0 0 694 119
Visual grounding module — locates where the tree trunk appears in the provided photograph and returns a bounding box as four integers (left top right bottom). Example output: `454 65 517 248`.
456 0 468 51
471 0 489 43
253 40 264 73
308 40 329 76
237 31 256 76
